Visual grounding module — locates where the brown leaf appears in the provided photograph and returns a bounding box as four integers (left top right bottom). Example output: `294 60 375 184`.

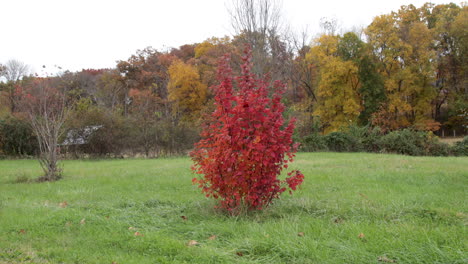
187 240 198 246
359 193 368 199
105 216 110 219
236 252 243 256
208 235 217 240
18 229 26 234
378 256 396 263
80 218 86 225
358 233 365 239
297 232 305 237
181 215 188 221
112 262 118 264
59 201 68 208
134 231 144 237
333 217 344 224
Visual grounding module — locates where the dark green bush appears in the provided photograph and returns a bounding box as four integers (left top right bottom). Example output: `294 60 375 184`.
426 138 451 156
378 129 427 156
0 116 37 156
451 137 468 156
325 131 362 152
300 133 328 152
361 126 383 152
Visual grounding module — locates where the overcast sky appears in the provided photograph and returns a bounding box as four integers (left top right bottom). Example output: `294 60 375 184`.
0 0 458 75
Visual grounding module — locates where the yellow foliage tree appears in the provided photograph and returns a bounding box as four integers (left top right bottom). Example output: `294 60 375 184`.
366 6 437 130
307 35 361 133
168 60 207 121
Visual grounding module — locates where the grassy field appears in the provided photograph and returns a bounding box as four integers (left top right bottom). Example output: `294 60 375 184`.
0 153 467 264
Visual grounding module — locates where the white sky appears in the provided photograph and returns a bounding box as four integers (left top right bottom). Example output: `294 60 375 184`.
0 0 458 75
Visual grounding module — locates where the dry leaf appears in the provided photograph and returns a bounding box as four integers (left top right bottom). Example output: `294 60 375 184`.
181 216 188 221
105 216 110 220
187 240 199 246
297 232 305 237
59 201 68 208
333 217 344 224
128 227 137 230
112 262 118 264
19 229 26 234
80 218 86 225
358 233 365 239
134 231 144 237
378 256 396 263
208 235 217 240
236 252 243 256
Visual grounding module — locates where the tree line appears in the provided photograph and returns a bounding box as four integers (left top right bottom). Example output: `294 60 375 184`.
0 2 466 161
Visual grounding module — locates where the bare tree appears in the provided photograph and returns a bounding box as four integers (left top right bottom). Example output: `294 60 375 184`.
20 78 72 181
229 0 293 80
0 60 30 112
2 59 30 82
319 17 340 36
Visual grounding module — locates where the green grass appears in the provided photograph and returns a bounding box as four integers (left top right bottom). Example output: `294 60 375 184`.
0 153 467 263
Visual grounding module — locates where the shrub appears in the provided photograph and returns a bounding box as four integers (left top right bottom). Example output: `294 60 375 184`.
451 136 468 156
361 126 383 152
299 133 328 152
0 116 37 156
324 131 362 152
191 49 304 213
424 134 451 156
378 129 427 156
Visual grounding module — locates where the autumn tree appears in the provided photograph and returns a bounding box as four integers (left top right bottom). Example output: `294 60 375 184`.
128 88 163 157
194 36 238 88
428 3 467 129
95 70 126 112
191 48 304 213
366 5 437 131
167 60 207 121
19 78 72 181
307 34 361 133
337 32 385 126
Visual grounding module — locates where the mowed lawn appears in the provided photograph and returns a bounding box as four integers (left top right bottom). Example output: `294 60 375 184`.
0 153 466 264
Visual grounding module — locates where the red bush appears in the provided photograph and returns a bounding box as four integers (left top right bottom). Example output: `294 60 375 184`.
190 48 304 213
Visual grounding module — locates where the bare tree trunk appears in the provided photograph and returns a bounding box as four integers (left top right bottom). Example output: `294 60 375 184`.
20 79 71 181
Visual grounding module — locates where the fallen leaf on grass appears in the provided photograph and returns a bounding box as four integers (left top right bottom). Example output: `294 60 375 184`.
378 256 396 263
208 235 217 240
236 252 243 256
358 233 365 239
18 229 26 234
187 240 199 246
59 201 68 208
128 227 137 230
105 216 110 220
112 262 118 264
80 218 86 225
134 232 144 237
181 216 188 221
359 193 369 199
333 217 344 224
297 232 305 237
